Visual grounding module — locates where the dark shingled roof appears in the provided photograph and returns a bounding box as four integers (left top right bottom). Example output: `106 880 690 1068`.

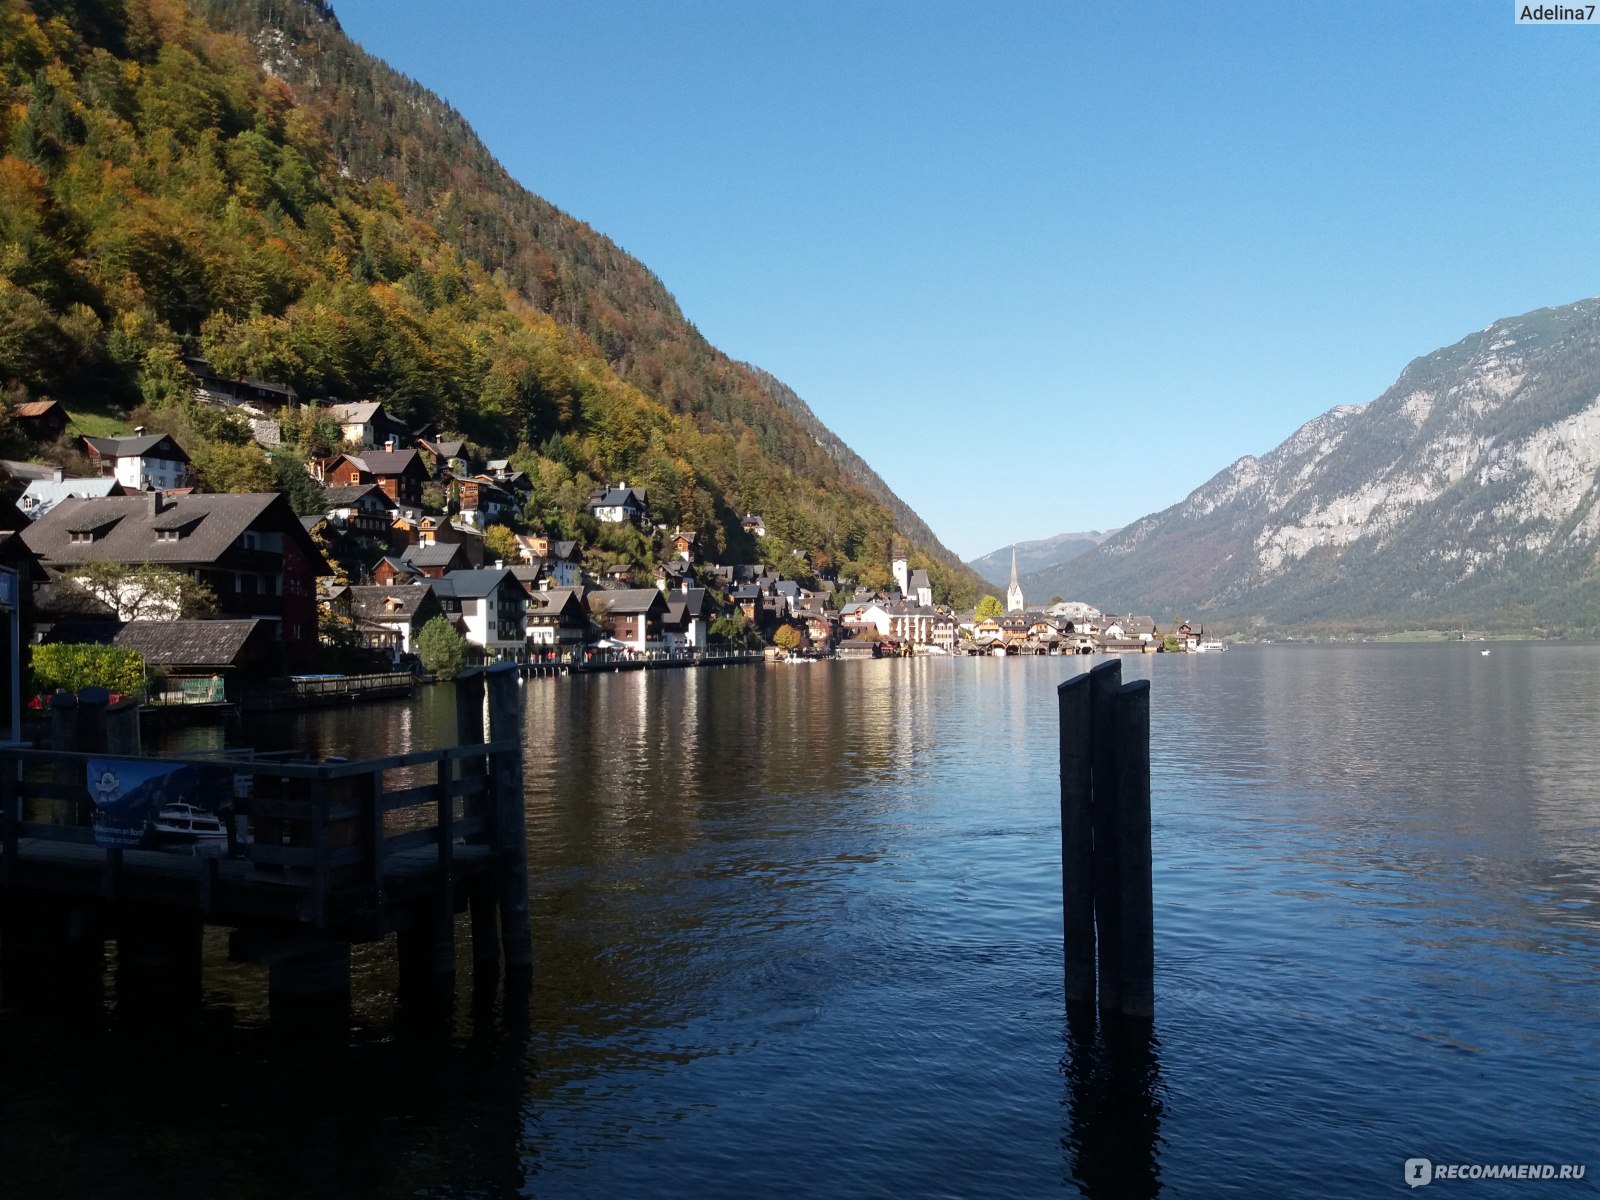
81 433 189 462
587 588 665 616
441 567 517 598
347 585 437 622
401 542 467 569
323 483 386 507
21 492 330 574
113 619 265 667
350 449 424 476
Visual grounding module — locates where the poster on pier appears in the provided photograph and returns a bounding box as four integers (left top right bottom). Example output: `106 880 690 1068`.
86 759 230 851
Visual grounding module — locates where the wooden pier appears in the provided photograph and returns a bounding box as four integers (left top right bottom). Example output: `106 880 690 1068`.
0 664 530 1019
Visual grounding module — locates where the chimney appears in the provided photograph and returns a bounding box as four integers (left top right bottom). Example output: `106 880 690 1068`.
133 425 147 437
494 559 503 570
51 467 63 483
148 491 164 516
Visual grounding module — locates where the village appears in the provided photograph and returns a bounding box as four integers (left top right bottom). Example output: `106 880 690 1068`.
0 381 1210 706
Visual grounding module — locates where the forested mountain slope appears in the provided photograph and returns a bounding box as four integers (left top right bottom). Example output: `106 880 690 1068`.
0 0 982 601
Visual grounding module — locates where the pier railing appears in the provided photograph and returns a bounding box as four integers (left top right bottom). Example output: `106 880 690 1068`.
0 738 515 931
0 663 532 1019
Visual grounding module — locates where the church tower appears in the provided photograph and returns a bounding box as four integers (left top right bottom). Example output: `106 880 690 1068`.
891 546 909 596
1006 545 1024 612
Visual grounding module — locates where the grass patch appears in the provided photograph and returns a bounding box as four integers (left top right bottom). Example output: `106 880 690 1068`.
63 398 130 439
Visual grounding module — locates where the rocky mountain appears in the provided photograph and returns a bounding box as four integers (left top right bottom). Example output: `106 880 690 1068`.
968 531 1115 589
1030 297 1600 631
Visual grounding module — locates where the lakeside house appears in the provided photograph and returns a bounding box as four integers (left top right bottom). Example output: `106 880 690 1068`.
431 568 527 661
524 586 588 649
345 584 444 658
21 491 330 649
587 588 667 653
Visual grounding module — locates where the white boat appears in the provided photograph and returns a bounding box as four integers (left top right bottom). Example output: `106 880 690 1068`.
149 802 227 843
1195 640 1227 653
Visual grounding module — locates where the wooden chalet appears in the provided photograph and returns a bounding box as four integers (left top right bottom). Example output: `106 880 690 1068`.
325 449 428 509
21 492 330 648
13 400 66 442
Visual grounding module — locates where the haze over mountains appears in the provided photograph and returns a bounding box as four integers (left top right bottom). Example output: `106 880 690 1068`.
1030 297 1600 632
967 531 1115 589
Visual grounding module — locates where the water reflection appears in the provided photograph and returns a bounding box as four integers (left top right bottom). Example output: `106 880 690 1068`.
1061 1006 1165 1198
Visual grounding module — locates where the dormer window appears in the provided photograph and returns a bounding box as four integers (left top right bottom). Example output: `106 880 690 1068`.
69 530 92 544
156 529 180 543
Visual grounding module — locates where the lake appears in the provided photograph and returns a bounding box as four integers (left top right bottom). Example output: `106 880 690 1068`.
2 646 1595 1198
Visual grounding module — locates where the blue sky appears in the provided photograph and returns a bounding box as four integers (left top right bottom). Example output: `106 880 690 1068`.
327 1 1600 562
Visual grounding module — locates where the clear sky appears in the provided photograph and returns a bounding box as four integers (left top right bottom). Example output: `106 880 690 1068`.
325 0 1600 562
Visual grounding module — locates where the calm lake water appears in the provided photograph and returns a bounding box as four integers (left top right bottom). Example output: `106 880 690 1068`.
2 646 1596 1198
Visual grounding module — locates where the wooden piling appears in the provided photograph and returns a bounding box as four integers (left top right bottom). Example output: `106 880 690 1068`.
1060 659 1156 1019
1114 680 1155 1019
267 943 352 1023
485 664 533 975
1058 672 1096 1006
115 907 203 1014
1088 659 1124 1014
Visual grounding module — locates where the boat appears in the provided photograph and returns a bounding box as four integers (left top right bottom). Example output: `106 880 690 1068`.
149 801 227 844
1195 640 1227 653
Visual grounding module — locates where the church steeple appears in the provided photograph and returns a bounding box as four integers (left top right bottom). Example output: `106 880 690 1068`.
1006 545 1024 612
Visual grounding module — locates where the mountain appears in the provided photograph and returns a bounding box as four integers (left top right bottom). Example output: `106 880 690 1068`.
0 0 983 604
1028 297 1600 632
968 531 1115 590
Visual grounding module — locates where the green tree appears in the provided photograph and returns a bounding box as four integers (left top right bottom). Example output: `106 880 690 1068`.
416 614 467 679
974 594 1004 622
30 644 146 695
710 608 761 650
483 523 520 565
191 439 274 492
272 451 327 515
56 562 217 621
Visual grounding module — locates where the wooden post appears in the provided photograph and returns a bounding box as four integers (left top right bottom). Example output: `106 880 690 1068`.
1058 671 1095 1006
48 691 78 825
485 663 533 974
115 907 203 1015
1114 680 1155 1019
432 757 457 981
267 943 352 1024
1088 659 1123 1014
468 879 500 979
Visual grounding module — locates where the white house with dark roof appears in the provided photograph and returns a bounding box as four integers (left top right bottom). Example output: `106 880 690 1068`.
662 586 713 651
437 568 526 660
324 402 407 449
908 568 933 608
81 431 190 491
587 484 648 525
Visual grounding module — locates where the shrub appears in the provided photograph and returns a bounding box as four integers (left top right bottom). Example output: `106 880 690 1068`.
416 615 467 680
31 644 146 695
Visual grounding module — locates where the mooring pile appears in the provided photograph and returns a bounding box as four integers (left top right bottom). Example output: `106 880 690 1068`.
1058 658 1155 1018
